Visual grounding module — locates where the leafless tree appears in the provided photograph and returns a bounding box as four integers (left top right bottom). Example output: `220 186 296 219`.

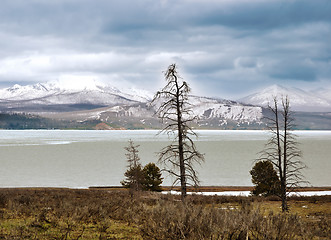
125 139 141 169
259 96 307 212
152 63 204 201
121 139 144 194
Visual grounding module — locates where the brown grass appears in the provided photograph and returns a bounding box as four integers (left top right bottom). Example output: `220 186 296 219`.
0 188 330 239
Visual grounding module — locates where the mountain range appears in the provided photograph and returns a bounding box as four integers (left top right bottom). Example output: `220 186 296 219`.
0 81 152 112
0 81 330 130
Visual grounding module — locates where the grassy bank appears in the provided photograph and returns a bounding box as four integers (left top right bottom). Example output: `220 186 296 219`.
0 188 330 239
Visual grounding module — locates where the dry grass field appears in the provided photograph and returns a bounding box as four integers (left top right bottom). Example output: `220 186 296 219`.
0 188 330 239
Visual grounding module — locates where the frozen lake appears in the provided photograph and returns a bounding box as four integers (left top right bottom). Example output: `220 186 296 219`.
0 130 330 188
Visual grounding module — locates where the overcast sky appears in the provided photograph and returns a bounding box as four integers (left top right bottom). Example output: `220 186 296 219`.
0 0 330 99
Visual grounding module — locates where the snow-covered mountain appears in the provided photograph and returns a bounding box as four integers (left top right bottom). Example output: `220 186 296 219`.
189 96 263 125
313 88 331 103
238 85 331 112
0 80 153 112
42 96 264 129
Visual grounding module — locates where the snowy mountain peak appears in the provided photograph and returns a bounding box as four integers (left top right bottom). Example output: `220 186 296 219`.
313 87 331 102
49 78 107 92
11 84 21 90
239 85 331 112
263 84 286 92
257 84 302 98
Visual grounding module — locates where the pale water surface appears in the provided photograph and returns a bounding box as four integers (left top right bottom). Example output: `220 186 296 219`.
0 130 330 188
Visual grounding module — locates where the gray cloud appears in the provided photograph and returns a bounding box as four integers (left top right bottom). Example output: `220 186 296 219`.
0 0 330 97
195 0 331 30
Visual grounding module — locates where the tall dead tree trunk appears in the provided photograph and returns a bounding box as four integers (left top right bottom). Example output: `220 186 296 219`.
152 63 204 201
259 96 307 212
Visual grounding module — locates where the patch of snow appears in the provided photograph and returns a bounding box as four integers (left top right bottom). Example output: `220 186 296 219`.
162 191 331 196
288 191 331 196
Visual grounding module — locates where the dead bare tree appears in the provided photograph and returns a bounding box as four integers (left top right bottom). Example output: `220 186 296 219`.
259 96 307 212
152 63 204 201
121 139 144 195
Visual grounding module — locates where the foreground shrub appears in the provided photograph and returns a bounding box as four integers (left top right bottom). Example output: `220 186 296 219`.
0 189 329 239
139 200 309 240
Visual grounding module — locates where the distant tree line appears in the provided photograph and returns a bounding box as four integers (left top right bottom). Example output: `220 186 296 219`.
0 113 102 130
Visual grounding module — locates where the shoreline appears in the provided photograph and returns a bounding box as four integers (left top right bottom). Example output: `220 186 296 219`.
2 186 330 192
1 129 331 131
1 186 331 196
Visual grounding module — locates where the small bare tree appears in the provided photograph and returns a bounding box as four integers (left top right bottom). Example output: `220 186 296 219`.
121 139 144 195
259 96 307 212
152 63 204 201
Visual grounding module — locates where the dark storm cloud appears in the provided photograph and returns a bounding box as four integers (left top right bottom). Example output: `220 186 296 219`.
0 0 330 97
196 0 331 30
267 61 317 81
